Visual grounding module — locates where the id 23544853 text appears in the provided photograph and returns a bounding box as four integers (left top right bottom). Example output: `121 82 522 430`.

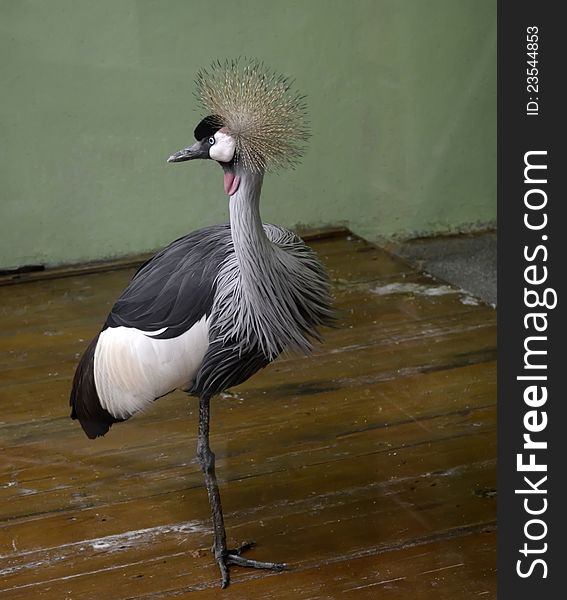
526 26 540 116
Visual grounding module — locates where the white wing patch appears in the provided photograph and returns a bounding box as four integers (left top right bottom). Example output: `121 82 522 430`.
94 317 210 419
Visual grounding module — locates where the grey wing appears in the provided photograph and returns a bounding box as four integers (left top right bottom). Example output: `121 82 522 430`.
104 225 232 337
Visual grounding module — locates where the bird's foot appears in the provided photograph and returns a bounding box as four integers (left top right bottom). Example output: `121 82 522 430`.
215 541 285 588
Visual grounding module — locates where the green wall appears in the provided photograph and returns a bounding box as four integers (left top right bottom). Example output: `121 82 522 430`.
0 0 496 269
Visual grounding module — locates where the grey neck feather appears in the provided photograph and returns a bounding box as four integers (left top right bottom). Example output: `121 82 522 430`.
228 166 271 264
212 165 333 359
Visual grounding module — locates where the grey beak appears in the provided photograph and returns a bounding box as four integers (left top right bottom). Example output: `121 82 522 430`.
167 141 205 163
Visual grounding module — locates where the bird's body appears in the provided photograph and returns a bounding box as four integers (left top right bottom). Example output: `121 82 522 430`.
71 169 332 437
70 59 333 587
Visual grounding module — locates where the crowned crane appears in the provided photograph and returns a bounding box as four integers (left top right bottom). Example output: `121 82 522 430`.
70 59 334 588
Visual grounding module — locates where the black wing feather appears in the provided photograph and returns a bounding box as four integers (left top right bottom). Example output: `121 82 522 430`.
104 225 231 338
70 334 124 439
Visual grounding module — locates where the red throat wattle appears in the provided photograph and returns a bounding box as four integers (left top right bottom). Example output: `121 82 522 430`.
223 172 241 196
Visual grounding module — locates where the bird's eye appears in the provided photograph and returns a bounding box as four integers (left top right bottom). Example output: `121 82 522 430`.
208 136 215 145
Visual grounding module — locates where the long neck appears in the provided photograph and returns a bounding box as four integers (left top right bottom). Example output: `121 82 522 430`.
228 167 272 261
220 166 331 359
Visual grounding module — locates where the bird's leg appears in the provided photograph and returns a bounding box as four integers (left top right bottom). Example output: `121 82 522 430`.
196 396 227 573
196 395 284 588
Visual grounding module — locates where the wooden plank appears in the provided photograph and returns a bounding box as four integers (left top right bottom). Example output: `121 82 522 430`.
0 356 494 432
0 453 495 598
0 393 495 517
0 358 495 478
0 423 496 553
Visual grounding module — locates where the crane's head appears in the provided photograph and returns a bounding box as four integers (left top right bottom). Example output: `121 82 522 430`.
167 115 240 195
167 58 310 196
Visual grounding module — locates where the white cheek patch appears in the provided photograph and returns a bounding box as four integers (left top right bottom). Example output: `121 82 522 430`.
209 131 236 162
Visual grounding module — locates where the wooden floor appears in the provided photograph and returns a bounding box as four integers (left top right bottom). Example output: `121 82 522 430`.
0 231 497 599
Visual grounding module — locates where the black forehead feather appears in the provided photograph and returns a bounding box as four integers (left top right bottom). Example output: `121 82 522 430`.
194 115 222 140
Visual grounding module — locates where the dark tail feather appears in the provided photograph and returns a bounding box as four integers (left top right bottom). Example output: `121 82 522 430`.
70 334 124 439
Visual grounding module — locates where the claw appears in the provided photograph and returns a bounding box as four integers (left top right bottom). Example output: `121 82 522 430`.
227 553 285 571
214 542 285 588
219 558 230 589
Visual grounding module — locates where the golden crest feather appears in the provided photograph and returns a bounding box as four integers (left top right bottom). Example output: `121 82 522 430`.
195 59 310 172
